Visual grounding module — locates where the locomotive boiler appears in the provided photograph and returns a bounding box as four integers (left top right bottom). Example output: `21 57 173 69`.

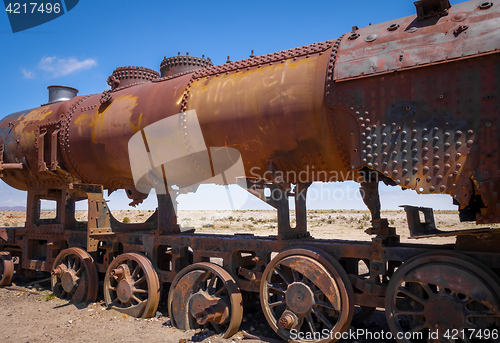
1 0 500 341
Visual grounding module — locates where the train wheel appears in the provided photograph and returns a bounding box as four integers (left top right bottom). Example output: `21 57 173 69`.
0 251 14 286
385 252 500 342
168 262 243 338
51 248 98 303
104 253 160 318
260 248 354 342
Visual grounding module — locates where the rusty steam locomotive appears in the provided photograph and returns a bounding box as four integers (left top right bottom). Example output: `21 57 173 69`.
1 0 500 341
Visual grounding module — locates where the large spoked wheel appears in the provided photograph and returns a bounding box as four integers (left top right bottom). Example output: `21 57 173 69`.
0 251 14 286
51 247 98 303
260 248 354 343
386 252 500 343
104 253 160 318
168 262 243 338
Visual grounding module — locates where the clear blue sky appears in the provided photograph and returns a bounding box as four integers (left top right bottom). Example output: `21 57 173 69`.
0 0 463 211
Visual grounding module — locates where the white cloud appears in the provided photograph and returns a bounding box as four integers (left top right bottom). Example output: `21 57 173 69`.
1 199 14 204
38 56 97 77
21 68 34 79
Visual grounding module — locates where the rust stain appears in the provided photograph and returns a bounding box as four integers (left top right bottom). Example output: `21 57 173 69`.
15 107 52 133
74 95 138 144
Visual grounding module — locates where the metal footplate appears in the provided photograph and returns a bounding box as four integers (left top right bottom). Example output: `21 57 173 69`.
402 205 499 239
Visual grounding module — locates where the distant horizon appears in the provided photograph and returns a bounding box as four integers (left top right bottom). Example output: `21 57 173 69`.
0 180 458 212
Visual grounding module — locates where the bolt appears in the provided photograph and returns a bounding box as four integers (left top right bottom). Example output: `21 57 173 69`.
111 267 124 278
279 313 297 329
52 267 62 277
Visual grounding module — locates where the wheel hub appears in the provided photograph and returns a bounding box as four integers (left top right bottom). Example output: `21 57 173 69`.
61 270 78 292
286 282 314 314
117 279 133 303
189 291 229 325
424 295 465 329
279 310 299 329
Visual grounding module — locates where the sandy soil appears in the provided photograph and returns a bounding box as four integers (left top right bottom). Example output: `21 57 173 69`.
0 210 494 342
3 208 491 244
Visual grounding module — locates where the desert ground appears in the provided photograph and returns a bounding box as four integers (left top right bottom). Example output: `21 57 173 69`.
1 208 488 243
0 210 494 342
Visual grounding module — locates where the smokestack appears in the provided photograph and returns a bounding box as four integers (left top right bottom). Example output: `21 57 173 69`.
47 85 78 104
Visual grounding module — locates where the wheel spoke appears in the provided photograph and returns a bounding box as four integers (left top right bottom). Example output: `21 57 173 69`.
201 271 213 284
134 275 146 286
312 307 334 330
398 286 427 305
466 310 499 318
131 295 143 304
274 266 291 286
268 300 286 308
214 286 226 297
420 283 434 298
394 309 424 316
133 288 148 294
131 265 141 278
73 258 80 272
313 289 324 296
306 312 316 333
207 275 218 294
267 282 286 294
291 269 301 282
302 276 314 288
108 286 116 291
315 299 337 311
75 266 84 277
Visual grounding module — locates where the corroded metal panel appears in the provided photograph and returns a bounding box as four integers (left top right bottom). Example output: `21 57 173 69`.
334 0 500 81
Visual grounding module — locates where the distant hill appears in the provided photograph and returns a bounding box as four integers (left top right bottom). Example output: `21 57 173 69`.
0 206 26 211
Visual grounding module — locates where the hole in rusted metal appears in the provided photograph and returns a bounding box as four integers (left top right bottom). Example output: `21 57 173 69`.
40 200 57 219
113 242 123 258
388 23 400 31
235 250 257 279
418 211 426 223
269 252 279 262
479 2 493 9
156 245 173 271
27 240 48 260
348 33 360 40
210 257 223 267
